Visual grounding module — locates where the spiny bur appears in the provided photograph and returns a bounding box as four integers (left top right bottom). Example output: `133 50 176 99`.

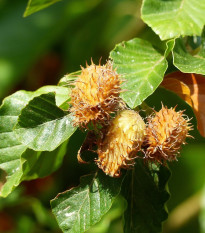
70 61 123 128
96 110 146 177
145 105 192 163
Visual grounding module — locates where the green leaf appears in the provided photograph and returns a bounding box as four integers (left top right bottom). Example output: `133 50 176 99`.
51 171 124 233
14 93 76 151
58 71 80 110
141 0 205 41
122 160 170 233
86 196 126 233
165 39 175 58
58 71 81 87
0 86 69 197
24 0 61 17
0 91 34 197
21 140 68 181
110 38 167 108
39 85 71 111
173 38 205 75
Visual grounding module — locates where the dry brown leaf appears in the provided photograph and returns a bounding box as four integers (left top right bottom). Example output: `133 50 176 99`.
162 78 193 107
161 72 205 137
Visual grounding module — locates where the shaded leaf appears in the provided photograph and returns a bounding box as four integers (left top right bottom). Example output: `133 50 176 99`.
51 171 124 233
141 0 205 40
173 38 205 75
110 38 167 108
24 0 60 17
0 169 7 193
21 140 68 181
165 39 175 58
39 85 70 111
122 160 170 233
162 72 205 137
0 86 69 197
47 86 71 108
14 93 76 151
34 85 70 108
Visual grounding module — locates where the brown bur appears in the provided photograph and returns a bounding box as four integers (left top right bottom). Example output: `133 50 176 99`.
70 61 123 128
96 110 146 177
145 105 193 163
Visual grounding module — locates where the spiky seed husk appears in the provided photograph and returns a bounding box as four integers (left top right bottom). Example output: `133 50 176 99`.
145 105 192 163
70 61 123 128
96 110 146 177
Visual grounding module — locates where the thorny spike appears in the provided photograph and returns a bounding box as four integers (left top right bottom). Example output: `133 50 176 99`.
144 104 193 164
99 57 102 65
70 60 124 129
96 110 146 177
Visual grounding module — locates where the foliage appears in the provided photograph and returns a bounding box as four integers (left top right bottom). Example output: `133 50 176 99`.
24 0 61 17
110 38 167 108
51 171 124 233
122 161 170 233
141 0 205 40
0 0 205 233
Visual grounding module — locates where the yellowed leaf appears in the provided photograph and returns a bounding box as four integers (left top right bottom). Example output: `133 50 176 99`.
162 72 205 137
162 78 193 107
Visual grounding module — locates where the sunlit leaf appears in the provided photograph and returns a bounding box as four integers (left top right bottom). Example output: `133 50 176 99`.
141 0 205 40
173 38 205 75
14 93 76 151
0 91 34 197
110 38 167 108
51 171 124 233
24 0 61 17
122 160 170 233
86 196 126 233
58 71 81 87
0 86 69 196
162 72 205 137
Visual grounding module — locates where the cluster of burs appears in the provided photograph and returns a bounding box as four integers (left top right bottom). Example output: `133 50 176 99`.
70 61 192 177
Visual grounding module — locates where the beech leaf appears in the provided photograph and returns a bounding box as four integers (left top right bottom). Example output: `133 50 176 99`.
122 160 170 233
24 0 60 17
141 0 205 40
162 72 205 137
21 140 69 181
51 171 124 233
0 86 70 196
110 38 167 108
173 38 205 75
14 92 76 151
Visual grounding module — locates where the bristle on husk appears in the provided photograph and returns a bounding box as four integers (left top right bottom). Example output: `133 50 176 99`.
145 105 192 164
70 61 123 128
96 110 146 177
